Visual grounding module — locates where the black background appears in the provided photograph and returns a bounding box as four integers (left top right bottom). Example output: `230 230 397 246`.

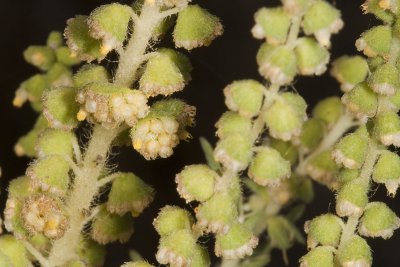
1 0 400 266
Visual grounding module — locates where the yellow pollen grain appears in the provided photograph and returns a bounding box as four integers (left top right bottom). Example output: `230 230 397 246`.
45 219 59 230
12 96 23 107
133 139 142 150
77 110 87 121
100 44 112 56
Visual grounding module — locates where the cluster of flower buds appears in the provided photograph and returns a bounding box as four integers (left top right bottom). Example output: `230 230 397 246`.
253 0 342 85
13 31 80 112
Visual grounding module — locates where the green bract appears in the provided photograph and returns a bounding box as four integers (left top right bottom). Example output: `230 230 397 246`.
215 112 253 138
342 82 378 121
331 55 369 92
305 214 342 248
153 206 194 237
372 150 400 195
356 25 392 57
299 246 334 267
295 37 329 75
336 180 369 217
252 7 291 44
336 235 372 267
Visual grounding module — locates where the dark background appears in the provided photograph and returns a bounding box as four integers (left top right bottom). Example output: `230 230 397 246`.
1 0 400 266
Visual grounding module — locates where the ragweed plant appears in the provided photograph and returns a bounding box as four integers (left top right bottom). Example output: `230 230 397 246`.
3 0 222 266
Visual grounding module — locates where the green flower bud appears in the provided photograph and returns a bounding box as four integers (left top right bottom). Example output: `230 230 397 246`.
290 174 314 203
337 168 360 185
23 45 56 71
336 181 369 217
312 97 344 128
248 147 291 187
64 16 103 62
302 1 343 47
367 63 400 96
121 261 154 267
331 56 369 92
336 235 372 267
282 0 310 15
153 206 194 237
223 80 265 118
191 246 211 267
47 31 63 49
139 52 188 97
214 134 253 172
359 202 400 239
356 25 392 57
73 64 110 88
27 156 70 196
14 115 48 157
266 215 299 250
56 46 81 66
306 150 339 189
43 87 79 130
342 83 378 122
30 234 51 256
175 164 217 202
367 56 385 71
361 0 394 23
14 74 49 109
196 192 238 234
299 246 334 267
8 176 35 200
372 151 400 196
156 229 197 266
173 5 223 50
91 205 134 244
263 92 307 141
46 62 74 88
388 89 400 112
215 223 258 259
77 83 149 128
131 116 180 160
107 172 154 216
0 235 31 267
152 16 175 40
332 132 368 169
252 7 291 45
36 129 75 158
21 194 69 239
216 112 253 139
372 111 400 147
88 4 132 54
295 37 330 75
77 238 106 267
269 138 299 165
304 214 343 248
294 118 325 153
257 44 297 85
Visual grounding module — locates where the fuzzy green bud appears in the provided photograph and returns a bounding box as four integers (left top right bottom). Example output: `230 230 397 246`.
372 111 400 147
73 64 110 88
336 235 372 267
0 235 31 267
56 46 81 66
77 238 106 267
361 0 394 23
139 51 190 97
196 192 238 234
332 132 368 169
215 112 253 139
43 87 79 130
342 82 378 122
306 150 339 189
23 45 56 71
175 164 217 203
367 63 400 96
372 150 400 196
173 5 223 50
36 129 75 158
214 133 253 172
312 97 344 128
91 205 134 245
269 138 299 165
359 202 400 239
14 74 49 110
88 4 132 54
282 0 310 15
304 214 343 248
215 223 258 259
295 118 325 153
153 206 194 237
27 156 70 196
331 56 369 92
248 147 291 187
14 115 48 157
257 44 297 85
337 168 360 185
368 56 385 71
295 37 330 75
121 261 154 267
299 246 334 267
252 7 291 45
263 92 307 141
46 62 73 88
223 80 265 118
65 16 103 62
47 31 63 49
356 25 392 57
107 172 154 216
302 1 343 47
266 215 300 250
336 181 369 217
